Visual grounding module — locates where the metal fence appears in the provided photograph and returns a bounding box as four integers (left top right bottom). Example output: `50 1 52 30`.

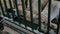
0 0 60 34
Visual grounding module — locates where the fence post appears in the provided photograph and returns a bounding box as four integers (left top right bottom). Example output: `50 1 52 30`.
46 0 51 34
3 0 10 17
9 0 15 20
38 0 41 32
29 0 34 30
21 0 27 27
14 0 21 23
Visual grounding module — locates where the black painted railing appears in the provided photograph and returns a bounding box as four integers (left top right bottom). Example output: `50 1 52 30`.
0 0 60 34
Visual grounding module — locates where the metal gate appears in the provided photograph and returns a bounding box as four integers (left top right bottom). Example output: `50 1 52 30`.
0 0 60 34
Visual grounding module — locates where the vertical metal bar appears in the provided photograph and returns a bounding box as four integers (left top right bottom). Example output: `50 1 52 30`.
46 0 51 34
38 0 41 32
9 0 15 20
9 0 12 9
21 0 26 26
0 0 5 16
56 9 60 34
29 0 34 29
3 0 10 17
14 0 20 22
